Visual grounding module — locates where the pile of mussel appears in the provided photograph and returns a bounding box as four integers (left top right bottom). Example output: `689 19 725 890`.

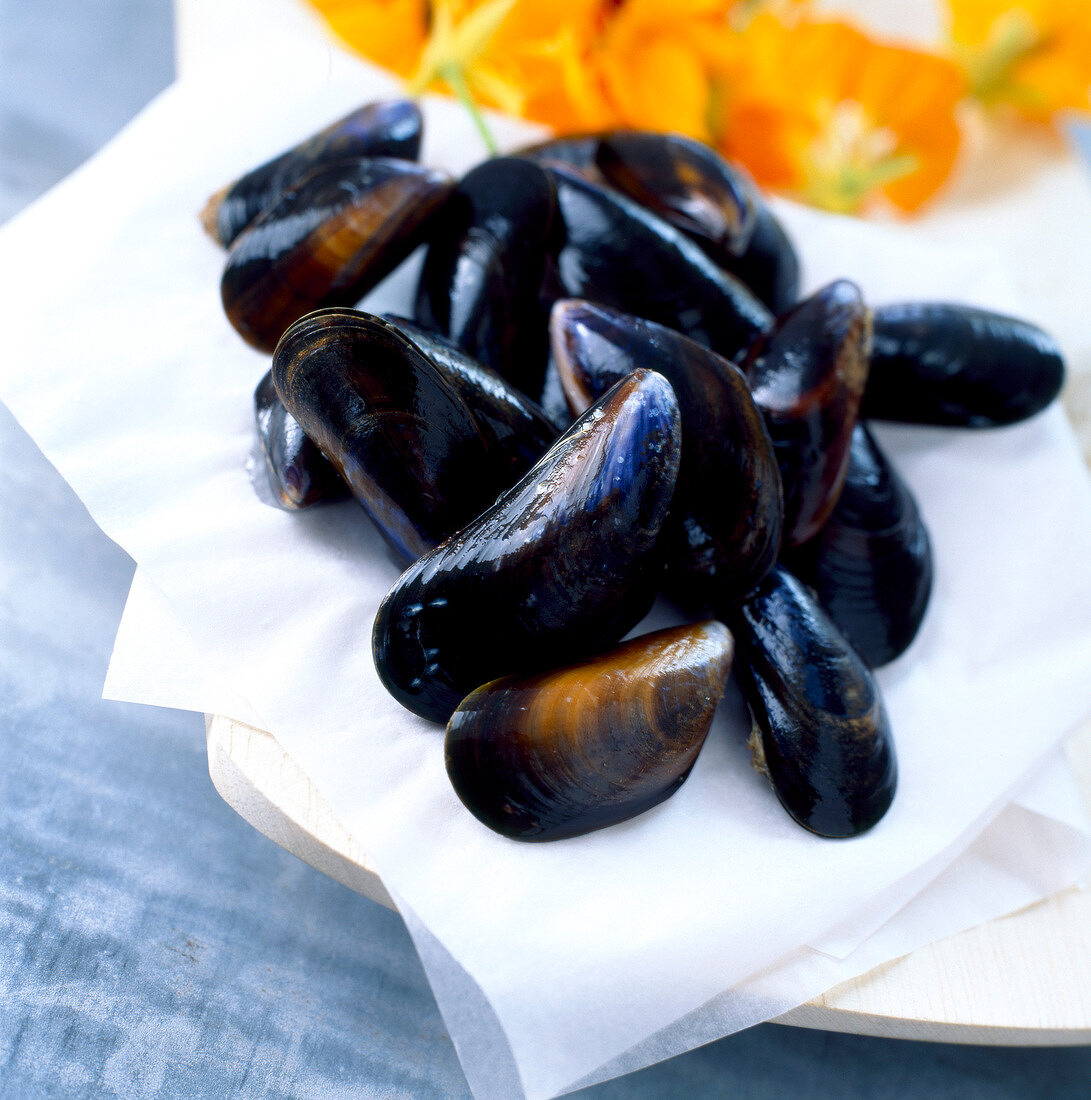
204 98 1066 843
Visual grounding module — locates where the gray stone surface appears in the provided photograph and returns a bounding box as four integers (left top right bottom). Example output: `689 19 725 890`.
2 2 1091 1096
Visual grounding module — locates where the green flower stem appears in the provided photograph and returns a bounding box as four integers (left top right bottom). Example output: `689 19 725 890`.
441 61 499 156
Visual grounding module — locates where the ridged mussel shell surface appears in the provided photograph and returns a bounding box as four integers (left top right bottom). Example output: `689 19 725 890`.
551 299 782 609
446 621 734 841
729 566 896 838
254 369 349 510
744 279 871 546
372 369 682 723
413 157 558 397
785 424 933 668
272 309 503 563
545 163 772 363
204 99 423 248
863 302 1066 427
221 157 453 352
382 314 558 485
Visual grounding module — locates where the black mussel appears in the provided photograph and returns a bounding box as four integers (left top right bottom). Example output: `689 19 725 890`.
254 369 350 510
520 133 798 313
551 299 782 609
381 314 559 485
863 302 1066 427
202 99 423 248
728 566 896 838
544 162 773 364
221 157 453 353
744 280 871 546
414 157 558 397
594 131 758 257
719 204 801 315
785 425 933 667
272 309 505 562
372 369 682 723
446 621 734 841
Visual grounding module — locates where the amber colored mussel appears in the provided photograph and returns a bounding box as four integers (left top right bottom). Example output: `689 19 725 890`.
446 621 734 841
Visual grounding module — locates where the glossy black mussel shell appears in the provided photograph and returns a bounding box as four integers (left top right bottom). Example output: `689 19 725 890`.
544 162 773 364
372 369 682 723
382 314 559 485
446 621 734 841
520 133 798 312
785 425 933 668
551 299 783 609
253 369 350 510
202 99 423 248
744 279 871 546
272 309 504 562
414 157 558 397
728 566 896 838
221 156 453 352
863 302 1066 427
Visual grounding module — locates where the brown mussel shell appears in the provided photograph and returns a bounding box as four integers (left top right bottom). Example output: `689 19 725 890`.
413 157 558 397
728 565 896 838
863 302 1066 427
221 156 453 353
551 299 783 609
254 369 350 510
382 314 559 486
744 279 871 546
785 424 933 668
272 309 505 563
446 621 734 841
372 369 682 723
544 162 773 364
202 99 423 248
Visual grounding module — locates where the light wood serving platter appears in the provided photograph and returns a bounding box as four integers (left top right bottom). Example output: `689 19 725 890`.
207 714 1091 1045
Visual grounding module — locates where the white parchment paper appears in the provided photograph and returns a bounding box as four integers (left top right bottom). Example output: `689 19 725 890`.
3 46 1091 1099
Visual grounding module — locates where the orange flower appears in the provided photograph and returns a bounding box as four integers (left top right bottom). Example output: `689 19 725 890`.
712 16 966 214
947 0 1091 120
306 0 428 78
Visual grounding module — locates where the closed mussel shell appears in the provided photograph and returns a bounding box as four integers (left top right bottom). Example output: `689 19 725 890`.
864 302 1066 427
785 424 933 668
382 314 558 484
593 131 758 257
551 299 783 609
720 204 801 316
728 566 896 838
744 279 871 546
253 369 350 510
202 99 423 247
446 621 734 841
272 309 503 563
372 369 682 723
544 162 773 364
222 156 453 352
414 157 558 397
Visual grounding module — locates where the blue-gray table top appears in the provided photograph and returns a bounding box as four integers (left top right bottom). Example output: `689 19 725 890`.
2 3 1090 1095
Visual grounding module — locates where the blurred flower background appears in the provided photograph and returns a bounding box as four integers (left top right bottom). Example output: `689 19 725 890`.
304 0 1091 215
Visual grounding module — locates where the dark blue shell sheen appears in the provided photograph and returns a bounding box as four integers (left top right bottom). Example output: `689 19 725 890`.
551 299 783 609
785 424 933 668
864 302 1066 427
253 370 350 511
728 566 896 838
206 99 424 248
372 369 683 724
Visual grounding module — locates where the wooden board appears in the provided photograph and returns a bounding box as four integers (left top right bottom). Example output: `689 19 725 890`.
207 713 1091 1045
